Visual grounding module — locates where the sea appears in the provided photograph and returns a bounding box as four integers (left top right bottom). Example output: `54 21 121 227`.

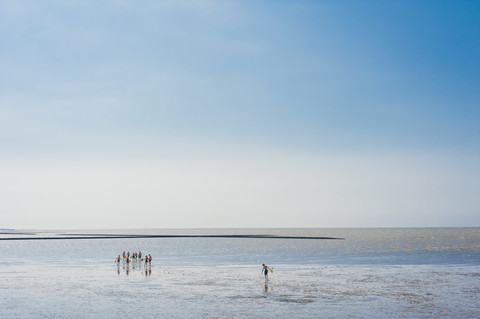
0 228 479 318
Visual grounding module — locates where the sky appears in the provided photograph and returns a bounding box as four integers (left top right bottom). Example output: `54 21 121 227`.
0 0 479 229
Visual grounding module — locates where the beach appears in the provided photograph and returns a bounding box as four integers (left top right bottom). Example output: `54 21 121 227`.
1 228 479 318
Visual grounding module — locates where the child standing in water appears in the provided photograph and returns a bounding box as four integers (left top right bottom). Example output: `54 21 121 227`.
144 254 152 267
262 264 271 283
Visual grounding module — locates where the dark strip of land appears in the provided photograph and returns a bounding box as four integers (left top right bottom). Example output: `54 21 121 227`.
0 234 345 240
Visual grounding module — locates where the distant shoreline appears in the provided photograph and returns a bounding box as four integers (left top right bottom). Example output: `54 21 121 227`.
0 234 345 241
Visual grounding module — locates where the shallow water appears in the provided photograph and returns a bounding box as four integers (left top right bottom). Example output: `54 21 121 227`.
1 228 479 318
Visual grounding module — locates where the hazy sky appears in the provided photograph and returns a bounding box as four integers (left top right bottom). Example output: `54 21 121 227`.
1 0 479 229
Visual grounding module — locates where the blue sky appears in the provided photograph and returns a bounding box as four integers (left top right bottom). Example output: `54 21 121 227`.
0 0 479 228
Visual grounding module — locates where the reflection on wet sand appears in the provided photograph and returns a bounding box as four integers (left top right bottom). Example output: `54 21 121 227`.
116 258 152 276
145 268 152 277
263 283 273 294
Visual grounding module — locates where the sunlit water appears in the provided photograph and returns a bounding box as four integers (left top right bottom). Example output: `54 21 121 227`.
1 228 479 318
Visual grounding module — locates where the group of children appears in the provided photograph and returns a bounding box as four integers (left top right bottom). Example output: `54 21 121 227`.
115 250 152 266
